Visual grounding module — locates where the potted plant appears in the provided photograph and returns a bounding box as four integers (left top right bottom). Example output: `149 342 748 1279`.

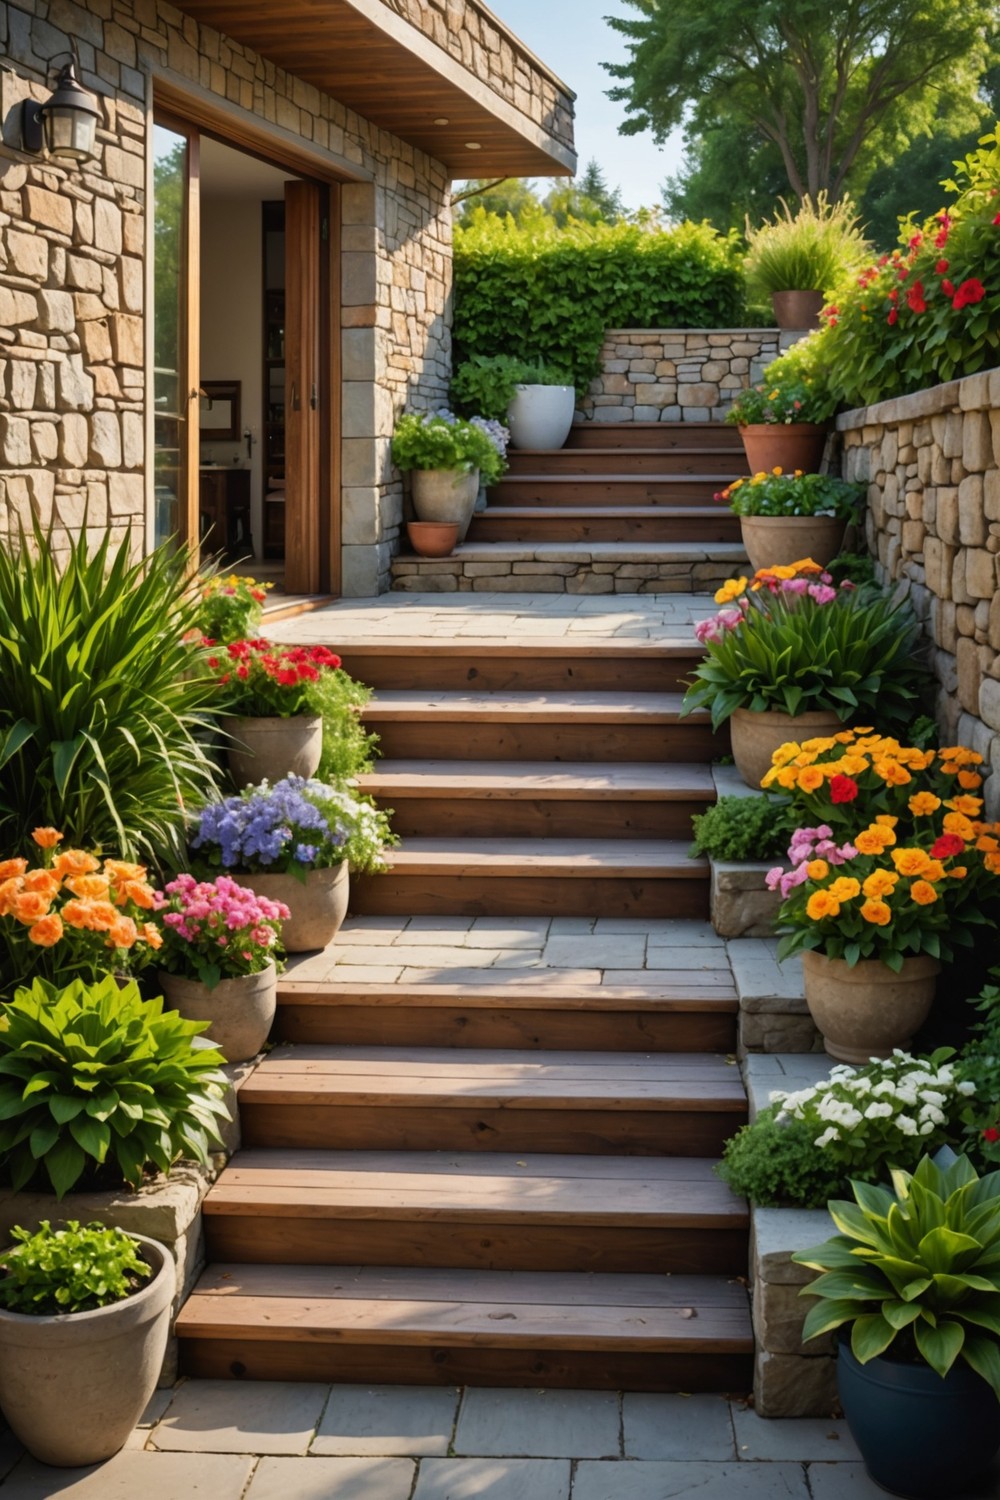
391 410 507 540
744 193 869 330
205 638 343 787
195 571 272 643
763 732 1000 1059
0 1219 175 1467
190 774 394 952
792 1152 1000 1499
452 354 577 451
0 828 164 999
681 564 927 788
716 469 863 572
154 873 290 1062
725 375 834 474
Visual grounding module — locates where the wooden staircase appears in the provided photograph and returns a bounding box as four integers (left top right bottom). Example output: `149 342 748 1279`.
177 427 753 1394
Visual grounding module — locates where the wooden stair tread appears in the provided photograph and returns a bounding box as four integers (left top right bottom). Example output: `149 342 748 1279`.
278 979 739 1009
357 760 714 798
177 1264 752 1350
345 639 702 658
495 477 737 488
381 839 707 878
477 505 732 518
510 447 741 459
365 691 703 723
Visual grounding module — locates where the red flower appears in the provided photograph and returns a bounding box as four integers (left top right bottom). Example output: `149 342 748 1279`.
993 213 1000 226
984 1127 1000 1144
931 833 966 858
953 278 986 310
887 309 898 325
942 279 955 298
936 259 949 273
897 268 910 282
830 775 859 804
908 232 922 250
934 212 951 249
906 281 927 314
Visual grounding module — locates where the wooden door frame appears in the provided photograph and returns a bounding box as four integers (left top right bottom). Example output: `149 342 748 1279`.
151 82 345 594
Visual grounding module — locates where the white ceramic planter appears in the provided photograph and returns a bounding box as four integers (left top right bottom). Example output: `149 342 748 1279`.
411 468 479 540
506 384 576 450
249 862 350 951
158 963 277 1063
0 1233 173 1467
220 713 322 787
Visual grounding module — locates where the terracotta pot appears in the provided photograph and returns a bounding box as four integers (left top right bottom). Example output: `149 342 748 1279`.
0 1233 173 1467
739 513 846 573
729 705 844 790
506 384 576 450
411 468 479 541
802 950 940 1062
158 963 277 1063
406 520 458 557
739 423 829 475
249 862 349 951
771 290 825 330
221 713 322 788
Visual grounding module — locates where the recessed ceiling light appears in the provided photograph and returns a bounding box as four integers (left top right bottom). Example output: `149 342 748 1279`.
465 141 482 150
433 117 450 126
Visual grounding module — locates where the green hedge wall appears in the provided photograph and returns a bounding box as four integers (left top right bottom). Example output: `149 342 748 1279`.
452 215 747 394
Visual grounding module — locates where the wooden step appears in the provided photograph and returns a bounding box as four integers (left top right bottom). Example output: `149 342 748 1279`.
203 1150 749 1274
506 447 745 476
357 760 715 839
177 1262 753 1391
351 838 710 919
566 421 744 451
363 692 723 762
492 475 734 506
276 977 738 1053
237 1046 744 1155
339 640 705 693
468 507 741 545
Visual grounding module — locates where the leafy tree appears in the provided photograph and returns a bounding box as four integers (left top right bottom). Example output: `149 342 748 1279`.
606 0 995 203
662 119 789 230
452 177 543 226
454 160 627 228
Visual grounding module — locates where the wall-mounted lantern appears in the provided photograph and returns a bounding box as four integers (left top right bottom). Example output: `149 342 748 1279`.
21 54 100 164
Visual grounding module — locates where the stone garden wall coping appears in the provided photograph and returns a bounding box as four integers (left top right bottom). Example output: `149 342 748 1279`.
729 937 822 1056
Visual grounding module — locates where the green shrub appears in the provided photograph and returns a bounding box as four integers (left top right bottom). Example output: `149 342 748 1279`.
718 1113 845 1208
195 573 271 643
0 1220 152 1315
309 667 378 785
721 472 863 520
689 795 791 862
0 521 222 869
391 411 506 485
744 194 870 300
451 355 573 422
956 976 1000 1166
0 975 230 1197
454 215 746 394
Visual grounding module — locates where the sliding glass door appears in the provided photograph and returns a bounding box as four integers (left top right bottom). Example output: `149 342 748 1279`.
152 118 199 549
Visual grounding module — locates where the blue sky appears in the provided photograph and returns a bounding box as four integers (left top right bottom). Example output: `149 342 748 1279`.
484 0 686 211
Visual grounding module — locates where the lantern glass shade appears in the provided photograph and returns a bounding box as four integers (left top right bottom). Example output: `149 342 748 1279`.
44 103 98 162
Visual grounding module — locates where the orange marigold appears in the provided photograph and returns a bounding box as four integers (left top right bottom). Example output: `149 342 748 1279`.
958 771 984 790
860 899 892 925
64 874 111 900
0 859 28 882
30 828 63 849
910 880 938 905
28 913 63 946
108 916 138 948
922 860 946 883
828 877 862 902
806 891 841 921
855 829 892 855
111 878 156 911
21 869 60 898
797 767 825 793
908 792 942 817
874 760 911 786
807 859 830 879
103 860 147 883
52 850 100 878
946 796 984 816
943 813 976 838
863 870 899 899
891 848 932 877
141 922 163 950
0 877 24 916
986 854 1000 875
62 898 118 932
948 866 968 879
11 890 52 925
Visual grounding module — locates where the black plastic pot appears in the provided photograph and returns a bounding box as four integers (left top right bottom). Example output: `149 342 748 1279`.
838 1335 1000 1498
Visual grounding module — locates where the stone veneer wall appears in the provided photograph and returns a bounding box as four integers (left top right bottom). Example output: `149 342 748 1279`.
576 328 781 423
838 368 1000 811
0 0 464 593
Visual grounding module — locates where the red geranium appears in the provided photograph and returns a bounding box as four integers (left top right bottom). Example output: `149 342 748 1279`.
887 309 898 325
830 775 859 804
204 638 342 716
931 833 966 858
984 1127 1000 1144
936 258 949 273
953 278 986 310
905 281 927 314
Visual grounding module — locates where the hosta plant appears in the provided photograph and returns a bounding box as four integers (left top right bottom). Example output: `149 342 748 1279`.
0 975 230 1197
793 1152 1000 1398
0 1220 151 1315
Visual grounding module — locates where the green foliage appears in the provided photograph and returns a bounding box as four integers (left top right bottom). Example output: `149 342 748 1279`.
722 472 863 520
718 1112 846 1208
0 1220 152 1315
391 411 506 485
824 551 878 589
195 573 270 643
689 794 791 862
956 977 1000 1167
793 1151 1000 1397
453 215 745 395
745 195 871 298
0 519 222 870
0 975 229 1198
776 127 1000 407
451 355 572 423
724 366 837 426
307 665 378 785
453 159 626 230
663 118 790 233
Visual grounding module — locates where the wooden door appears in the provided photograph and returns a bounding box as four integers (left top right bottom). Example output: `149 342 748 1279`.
284 179 323 594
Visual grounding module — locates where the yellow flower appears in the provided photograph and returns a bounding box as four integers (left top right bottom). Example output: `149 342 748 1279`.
860 899 892 925
874 760 911 786
797 767 825 793
908 792 941 817
806 891 841 921
863 870 899 899
772 766 801 790
891 848 932 877
944 812 976 839
875 815 899 828
771 742 803 768
910 880 938 906
922 860 945 882
807 859 830 880
771 466 783 476
945 796 984 816
714 577 748 605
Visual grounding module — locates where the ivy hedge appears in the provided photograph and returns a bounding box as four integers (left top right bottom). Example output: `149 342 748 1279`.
453 214 747 394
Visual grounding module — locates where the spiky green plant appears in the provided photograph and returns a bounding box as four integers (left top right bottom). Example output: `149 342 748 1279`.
0 520 223 867
744 193 870 299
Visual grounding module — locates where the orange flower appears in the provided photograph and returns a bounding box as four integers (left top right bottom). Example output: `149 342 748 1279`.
108 916 138 948
863 870 899 899
62 899 118 932
807 859 830 879
892 848 932 877
31 828 63 849
946 795 984 816
111 878 156 911
772 767 800 790
0 859 27 882
828 877 861 902
0 877 24 916
921 860 946 883
874 760 911 786
943 813 975 839
806 891 841 920
986 854 1000 875
796 766 825 793
948 866 968 879
11 890 52 925
714 578 747 605
21 869 60 898
28 913 63 946
52 849 100 879
65 874 111 900
908 792 941 817
976 836 1000 854
958 770 984 790
875 815 899 828
103 860 147 883
855 828 892 855
860 899 892 925
142 922 163 949
910 880 938 905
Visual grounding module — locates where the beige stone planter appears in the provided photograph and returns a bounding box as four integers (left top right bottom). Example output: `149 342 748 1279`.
250 862 349 951
739 514 846 574
221 713 322 787
411 468 479 541
0 1233 173 1467
158 963 277 1063
801 950 940 1063
729 706 843 790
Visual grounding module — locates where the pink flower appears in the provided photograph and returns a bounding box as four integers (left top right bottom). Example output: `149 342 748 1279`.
695 618 720 643
766 866 785 891
808 584 838 605
782 577 810 595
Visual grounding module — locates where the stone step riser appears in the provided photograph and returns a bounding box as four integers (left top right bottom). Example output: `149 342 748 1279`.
494 479 731 505
566 423 744 451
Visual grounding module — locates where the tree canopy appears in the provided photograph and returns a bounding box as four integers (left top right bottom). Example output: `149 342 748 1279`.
606 0 995 204
453 159 626 228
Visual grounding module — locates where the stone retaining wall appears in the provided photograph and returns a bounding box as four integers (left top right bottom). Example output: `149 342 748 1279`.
576 329 781 424
838 368 1000 811
391 542 746 594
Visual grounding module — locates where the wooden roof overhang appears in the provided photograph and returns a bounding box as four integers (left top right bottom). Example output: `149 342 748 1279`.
174 0 576 177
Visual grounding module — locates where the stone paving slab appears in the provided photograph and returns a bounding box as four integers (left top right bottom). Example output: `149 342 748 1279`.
0 1451 255 1499
731 1406 859 1461
573 1459 810 1499
245 1456 415 1499
622 1394 736 1460
808 1459 1000 1499
727 938 806 1013
412 1457 571 1499
311 1386 460 1457
453 1389 620 1458
149 1379 328 1455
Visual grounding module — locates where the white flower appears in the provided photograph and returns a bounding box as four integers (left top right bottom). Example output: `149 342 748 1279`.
921 1090 946 1107
864 1102 894 1120
893 1088 918 1107
957 1080 977 1097
896 1116 918 1136
920 1121 935 1134
815 1127 840 1148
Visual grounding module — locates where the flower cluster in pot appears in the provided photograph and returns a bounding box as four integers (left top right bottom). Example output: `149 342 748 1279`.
724 372 833 427
196 573 272 643
154 874 289 991
764 731 1000 970
390 409 508 486
681 560 926 734
205 638 342 717
715 467 862 520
